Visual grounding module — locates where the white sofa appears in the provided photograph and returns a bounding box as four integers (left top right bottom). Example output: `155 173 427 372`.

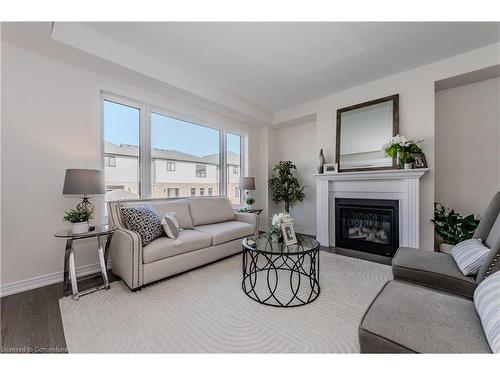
107 197 258 290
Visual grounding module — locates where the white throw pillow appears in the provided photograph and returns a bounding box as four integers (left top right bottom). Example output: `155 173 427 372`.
474 271 500 353
162 212 180 239
451 238 490 276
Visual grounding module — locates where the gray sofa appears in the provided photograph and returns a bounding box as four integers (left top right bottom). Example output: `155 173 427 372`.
359 192 500 353
107 197 258 290
393 191 500 299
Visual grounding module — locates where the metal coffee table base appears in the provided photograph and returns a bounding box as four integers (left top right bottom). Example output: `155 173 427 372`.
242 249 320 307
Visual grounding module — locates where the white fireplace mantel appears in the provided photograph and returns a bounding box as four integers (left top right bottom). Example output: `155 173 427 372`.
315 168 429 248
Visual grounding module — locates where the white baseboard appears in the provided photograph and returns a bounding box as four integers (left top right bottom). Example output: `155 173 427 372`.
0 261 112 298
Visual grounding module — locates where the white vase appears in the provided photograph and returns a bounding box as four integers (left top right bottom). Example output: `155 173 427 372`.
72 222 89 234
245 203 253 210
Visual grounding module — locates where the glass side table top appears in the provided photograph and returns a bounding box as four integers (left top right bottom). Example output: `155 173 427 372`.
242 233 320 255
54 224 116 239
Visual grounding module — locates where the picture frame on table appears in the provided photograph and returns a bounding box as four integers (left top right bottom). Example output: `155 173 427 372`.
412 153 428 168
281 222 297 246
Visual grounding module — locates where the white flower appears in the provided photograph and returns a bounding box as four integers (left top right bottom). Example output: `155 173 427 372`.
271 212 294 227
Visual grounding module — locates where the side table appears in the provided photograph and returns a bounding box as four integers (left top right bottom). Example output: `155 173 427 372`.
236 208 263 215
55 224 116 301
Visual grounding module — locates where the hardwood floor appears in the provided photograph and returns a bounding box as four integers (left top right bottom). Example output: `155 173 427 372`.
0 248 387 353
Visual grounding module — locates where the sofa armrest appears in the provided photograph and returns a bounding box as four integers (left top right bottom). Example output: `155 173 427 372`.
108 228 143 290
236 212 259 235
107 201 144 289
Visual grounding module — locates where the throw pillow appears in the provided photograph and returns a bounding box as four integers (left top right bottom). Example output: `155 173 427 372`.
121 204 164 247
451 238 490 276
162 212 180 239
474 271 500 353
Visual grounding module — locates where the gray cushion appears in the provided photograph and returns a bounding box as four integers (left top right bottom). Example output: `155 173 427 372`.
121 204 164 247
359 281 492 353
142 229 211 264
188 197 236 226
485 214 500 248
473 192 500 244
474 271 500 353
194 221 255 246
161 212 180 239
392 247 476 299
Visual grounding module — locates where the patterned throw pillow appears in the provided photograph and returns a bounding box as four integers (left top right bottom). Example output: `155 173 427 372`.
121 204 164 247
451 238 490 276
474 271 500 353
162 212 180 239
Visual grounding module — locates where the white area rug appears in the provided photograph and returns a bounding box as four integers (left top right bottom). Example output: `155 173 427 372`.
59 252 392 353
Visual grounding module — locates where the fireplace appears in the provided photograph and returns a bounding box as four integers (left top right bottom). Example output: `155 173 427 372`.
335 198 399 257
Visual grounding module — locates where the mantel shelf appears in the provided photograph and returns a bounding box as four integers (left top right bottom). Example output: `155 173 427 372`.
315 168 429 181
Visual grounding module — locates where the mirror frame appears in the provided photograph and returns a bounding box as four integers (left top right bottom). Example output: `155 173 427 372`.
335 94 399 173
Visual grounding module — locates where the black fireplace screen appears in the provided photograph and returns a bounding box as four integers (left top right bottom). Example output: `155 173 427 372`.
335 198 399 257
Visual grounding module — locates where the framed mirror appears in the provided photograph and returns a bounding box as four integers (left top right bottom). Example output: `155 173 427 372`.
335 94 399 172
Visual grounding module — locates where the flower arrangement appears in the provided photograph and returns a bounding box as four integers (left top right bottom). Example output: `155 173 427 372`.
382 135 424 166
268 212 294 241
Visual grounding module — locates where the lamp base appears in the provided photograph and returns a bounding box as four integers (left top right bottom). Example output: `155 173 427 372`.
76 195 94 214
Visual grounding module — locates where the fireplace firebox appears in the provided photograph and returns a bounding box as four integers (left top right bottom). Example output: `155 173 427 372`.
335 198 399 257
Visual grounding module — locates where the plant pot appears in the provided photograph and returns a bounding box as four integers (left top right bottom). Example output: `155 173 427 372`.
72 222 89 234
404 163 413 170
439 243 454 254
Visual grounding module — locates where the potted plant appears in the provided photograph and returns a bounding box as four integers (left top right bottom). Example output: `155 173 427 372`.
244 194 255 210
383 135 424 168
268 161 306 213
431 203 480 253
63 207 92 234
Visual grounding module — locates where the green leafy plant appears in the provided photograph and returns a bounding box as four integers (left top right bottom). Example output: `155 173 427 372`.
431 203 480 245
245 195 255 205
63 208 93 223
399 152 415 164
268 161 306 213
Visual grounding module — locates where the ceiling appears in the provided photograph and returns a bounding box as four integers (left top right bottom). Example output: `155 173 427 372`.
82 22 500 111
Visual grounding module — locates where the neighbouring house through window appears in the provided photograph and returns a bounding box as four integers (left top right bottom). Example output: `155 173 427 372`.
190 188 196 196
167 188 180 197
196 164 207 178
200 188 205 196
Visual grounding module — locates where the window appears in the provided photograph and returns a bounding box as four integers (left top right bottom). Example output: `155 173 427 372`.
195 164 207 178
166 161 176 171
227 133 242 205
105 156 116 167
103 99 140 200
151 112 219 198
103 96 242 203
167 188 180 197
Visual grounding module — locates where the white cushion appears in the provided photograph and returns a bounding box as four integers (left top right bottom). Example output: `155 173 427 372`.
162 212 180 239
474 271 500 353
451 238 490 276
194 221 255 246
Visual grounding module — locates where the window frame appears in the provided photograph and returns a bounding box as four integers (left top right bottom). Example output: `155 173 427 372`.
195 164 207 178
101 92 245 205
166 161 176 171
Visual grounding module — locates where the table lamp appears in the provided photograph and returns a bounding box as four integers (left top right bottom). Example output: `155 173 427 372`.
239 177 255 209
63 169 105 213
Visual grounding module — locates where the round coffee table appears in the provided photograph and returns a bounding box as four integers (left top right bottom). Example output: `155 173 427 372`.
241 234 320 307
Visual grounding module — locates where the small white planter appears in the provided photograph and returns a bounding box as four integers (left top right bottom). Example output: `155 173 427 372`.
439 243 454 254
72 222 89 234
404 163 413 170
245 203 254 210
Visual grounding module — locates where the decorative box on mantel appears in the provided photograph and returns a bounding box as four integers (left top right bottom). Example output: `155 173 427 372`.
315 169 429 250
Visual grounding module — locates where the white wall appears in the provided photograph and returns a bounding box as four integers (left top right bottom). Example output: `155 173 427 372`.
435 77 500 217
273 43 500 251
0 42 264 293
268 122 317 235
